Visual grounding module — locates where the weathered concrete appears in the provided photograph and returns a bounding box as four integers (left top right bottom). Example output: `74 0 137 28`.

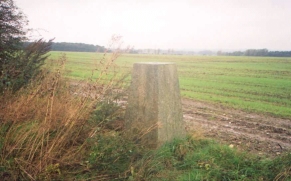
125 62 184 147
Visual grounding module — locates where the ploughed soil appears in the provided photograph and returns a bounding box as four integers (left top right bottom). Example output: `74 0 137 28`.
182 98 291 157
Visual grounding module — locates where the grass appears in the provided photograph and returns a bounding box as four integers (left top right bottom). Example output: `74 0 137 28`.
49 51 291 119
82 133 291 180
0 51 125 180
1 50 290 180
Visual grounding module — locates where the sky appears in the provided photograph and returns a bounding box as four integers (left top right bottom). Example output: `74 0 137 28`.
15 0 291 50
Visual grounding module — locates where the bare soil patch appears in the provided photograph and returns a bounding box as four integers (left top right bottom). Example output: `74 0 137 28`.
183 98 291 157
69 80 291 157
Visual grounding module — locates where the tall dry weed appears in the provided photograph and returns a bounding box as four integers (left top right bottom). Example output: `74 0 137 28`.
0 36 126 180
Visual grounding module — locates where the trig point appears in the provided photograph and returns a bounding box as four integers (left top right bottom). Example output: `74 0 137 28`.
125 62 184 147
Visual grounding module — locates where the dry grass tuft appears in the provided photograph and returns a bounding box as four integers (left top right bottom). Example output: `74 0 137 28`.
0 36 127 180
274 166 291 181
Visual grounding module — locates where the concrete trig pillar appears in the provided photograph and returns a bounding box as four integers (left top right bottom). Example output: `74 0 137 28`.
125 62 184 147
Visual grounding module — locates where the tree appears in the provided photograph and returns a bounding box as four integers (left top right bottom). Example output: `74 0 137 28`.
0 0 27 64
0 0 52 92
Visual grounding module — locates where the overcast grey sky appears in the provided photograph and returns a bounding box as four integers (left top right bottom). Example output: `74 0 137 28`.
15 0 291 50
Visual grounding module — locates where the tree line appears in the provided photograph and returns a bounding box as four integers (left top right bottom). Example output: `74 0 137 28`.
218 49 291 57
23 42 106 52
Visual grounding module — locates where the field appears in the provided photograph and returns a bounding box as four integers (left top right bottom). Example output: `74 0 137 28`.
49 51 291 157
49 51 291 118
2 51 291 180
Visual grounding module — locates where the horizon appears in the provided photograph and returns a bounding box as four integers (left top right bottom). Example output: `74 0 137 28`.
15 0 291 51
47 41 290 52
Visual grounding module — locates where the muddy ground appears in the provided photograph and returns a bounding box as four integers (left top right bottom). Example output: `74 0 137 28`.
182 98 291 157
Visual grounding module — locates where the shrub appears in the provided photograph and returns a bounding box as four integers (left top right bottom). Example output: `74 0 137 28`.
1 39 53 93
0 0 53 93
0 43 126 179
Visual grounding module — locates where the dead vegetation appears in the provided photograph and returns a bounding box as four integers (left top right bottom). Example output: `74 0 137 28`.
0 36 130 180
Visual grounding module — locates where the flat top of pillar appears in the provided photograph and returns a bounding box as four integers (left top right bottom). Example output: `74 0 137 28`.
134 62 174 65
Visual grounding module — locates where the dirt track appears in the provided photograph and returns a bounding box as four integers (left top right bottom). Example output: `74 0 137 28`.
182 98 291 157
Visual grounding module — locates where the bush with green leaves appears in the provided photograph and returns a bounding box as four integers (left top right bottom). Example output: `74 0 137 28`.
0 0 53 93
1 39 53 92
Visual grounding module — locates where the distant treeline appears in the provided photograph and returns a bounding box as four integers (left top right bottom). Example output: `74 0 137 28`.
218 49 291 57
24 42 106 52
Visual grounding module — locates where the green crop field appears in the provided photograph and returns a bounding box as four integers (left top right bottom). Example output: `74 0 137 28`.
49 51 291 118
